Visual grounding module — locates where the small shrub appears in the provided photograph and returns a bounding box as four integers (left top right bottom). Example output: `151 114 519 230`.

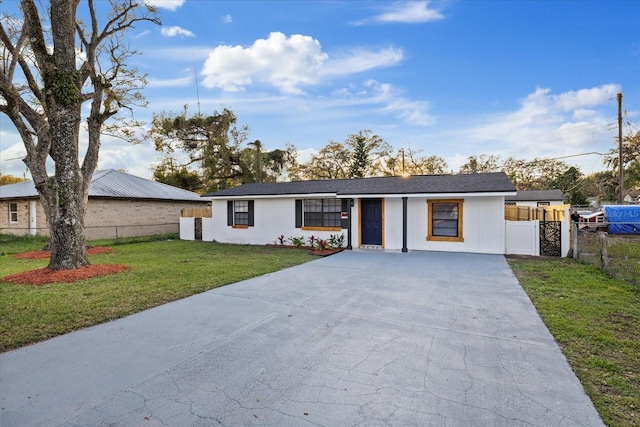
276 234 286 245
316 239 328 251
307 235 316 247
289 236 305 247
328 233 345 249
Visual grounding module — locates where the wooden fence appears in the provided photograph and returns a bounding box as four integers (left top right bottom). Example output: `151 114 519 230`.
181 207 212 218
505 204 568 221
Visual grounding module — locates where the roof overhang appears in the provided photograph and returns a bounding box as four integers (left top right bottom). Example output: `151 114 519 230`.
208 191 516 200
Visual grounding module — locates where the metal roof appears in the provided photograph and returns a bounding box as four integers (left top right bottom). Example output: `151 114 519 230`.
203 172 516 198
0 169 204 201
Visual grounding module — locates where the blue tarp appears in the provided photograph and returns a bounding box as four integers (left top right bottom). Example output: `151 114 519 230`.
604 205 640 234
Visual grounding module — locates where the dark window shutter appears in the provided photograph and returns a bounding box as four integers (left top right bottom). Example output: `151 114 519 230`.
248 200 255 226
295 199 302 228
227 201 233 226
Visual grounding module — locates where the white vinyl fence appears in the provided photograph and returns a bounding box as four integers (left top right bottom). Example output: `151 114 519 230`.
505 205 570 257
505 220 540 255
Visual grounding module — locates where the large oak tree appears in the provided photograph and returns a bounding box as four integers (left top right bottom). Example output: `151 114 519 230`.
0 0 159 269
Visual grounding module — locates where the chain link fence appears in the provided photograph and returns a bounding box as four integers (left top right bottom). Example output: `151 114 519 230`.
572 223 640 289
2 223 180 241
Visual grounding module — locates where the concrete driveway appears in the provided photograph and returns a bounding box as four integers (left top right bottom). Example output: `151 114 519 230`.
1 251 603 426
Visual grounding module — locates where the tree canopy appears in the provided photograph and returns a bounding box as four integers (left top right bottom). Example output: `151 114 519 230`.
0 0 159 269
0 173 27 186
149 108 297 192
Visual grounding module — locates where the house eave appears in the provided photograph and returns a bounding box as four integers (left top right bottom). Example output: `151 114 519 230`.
337 191 517 199
208 192 338 200
207 191 517 200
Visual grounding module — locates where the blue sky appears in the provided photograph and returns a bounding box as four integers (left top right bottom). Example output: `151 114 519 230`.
1 0 639 180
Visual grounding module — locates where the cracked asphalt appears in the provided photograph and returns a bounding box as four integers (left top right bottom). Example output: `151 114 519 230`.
1 251 603 426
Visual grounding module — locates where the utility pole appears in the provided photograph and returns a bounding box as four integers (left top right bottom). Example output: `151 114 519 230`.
617 92 624 204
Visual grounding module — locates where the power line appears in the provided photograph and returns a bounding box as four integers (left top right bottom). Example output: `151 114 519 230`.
551 152 607 160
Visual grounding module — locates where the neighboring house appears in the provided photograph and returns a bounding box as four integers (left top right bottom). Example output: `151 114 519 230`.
0 169 209 239
200 172 517 255
505 189 565 207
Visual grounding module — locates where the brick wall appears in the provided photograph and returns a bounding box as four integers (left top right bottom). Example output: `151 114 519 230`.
85 198 209 239
0 199 47 236
0 198 209 240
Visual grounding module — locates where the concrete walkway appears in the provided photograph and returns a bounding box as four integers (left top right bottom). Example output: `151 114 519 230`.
1 251 603 426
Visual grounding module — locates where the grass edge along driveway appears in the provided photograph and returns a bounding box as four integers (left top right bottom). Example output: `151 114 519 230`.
0 238 316 353
507 256 640 427
2 235 638 426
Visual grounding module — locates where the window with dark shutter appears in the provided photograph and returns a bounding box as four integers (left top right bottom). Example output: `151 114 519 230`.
228 200 254 227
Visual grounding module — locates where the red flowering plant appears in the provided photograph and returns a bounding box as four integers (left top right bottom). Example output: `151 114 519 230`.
316 239 328 251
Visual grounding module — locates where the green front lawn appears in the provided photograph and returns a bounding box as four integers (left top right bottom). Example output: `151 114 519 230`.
508 256 640 427
0 235 315 352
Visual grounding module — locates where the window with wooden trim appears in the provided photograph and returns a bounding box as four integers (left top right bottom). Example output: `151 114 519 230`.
9 202 18 223
427 199 464 242
227 200 254 227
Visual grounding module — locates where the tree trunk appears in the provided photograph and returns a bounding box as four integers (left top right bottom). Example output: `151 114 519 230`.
47 107 89 270
45 0 89 270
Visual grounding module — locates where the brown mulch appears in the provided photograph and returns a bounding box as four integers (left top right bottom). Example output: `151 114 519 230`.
1 264 129 286
14 246 113 259
4 247 126 286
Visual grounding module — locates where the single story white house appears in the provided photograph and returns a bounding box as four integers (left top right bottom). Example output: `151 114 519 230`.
198 172 517 255
505 189 565 207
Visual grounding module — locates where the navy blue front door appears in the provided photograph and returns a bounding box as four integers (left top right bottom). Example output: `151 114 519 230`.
361 199 382 245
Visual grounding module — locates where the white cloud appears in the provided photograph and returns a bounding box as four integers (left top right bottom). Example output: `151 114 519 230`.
144 0 185 11
554 84 620 111
450 84 622 171
161 26 194 38
359 79 435 126
201 33 403 94
97 141 159 179
353 1 445 26
0 142 28 178
201 32 328 94
221 14 232 24
144 46 213 62
322 47 403 76
147 75 192 88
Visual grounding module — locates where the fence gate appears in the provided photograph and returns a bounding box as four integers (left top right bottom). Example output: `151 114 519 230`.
540 218 562 256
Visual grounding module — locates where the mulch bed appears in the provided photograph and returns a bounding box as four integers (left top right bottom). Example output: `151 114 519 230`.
3 247 127 286
267 244 344 257
2 264 129 286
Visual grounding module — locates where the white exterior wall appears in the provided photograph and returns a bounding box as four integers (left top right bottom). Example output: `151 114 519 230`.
207 198 345 246
358 196 506 254
206 195 506 254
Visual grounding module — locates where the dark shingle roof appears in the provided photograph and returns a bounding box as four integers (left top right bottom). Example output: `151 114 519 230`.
505 189 565 202
0 169 204 201
203 172 516 198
